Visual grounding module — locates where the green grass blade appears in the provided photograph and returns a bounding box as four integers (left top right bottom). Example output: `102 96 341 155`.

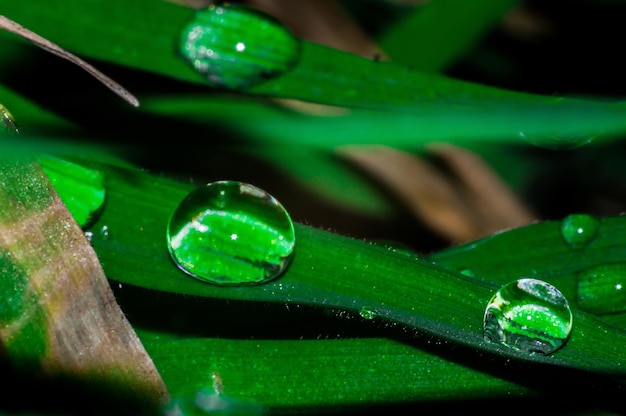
138 333 539 412
429 213 626 330
66 157 626 384
138 94 625 149
2 0 626 148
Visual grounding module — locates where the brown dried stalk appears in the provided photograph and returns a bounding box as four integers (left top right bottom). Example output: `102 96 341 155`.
339 144 535 244
0 15 139 107
0 161 167 406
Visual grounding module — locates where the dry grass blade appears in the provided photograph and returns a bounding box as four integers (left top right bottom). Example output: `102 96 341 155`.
339 145 480 243
339 144 534 244
0 15 139 107
248 0 387 59
427 143 535 236
0 161 167 405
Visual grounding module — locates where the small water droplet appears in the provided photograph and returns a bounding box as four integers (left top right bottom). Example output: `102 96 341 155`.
167 180 296 285
560 213 599 249
577 263 626 315
178 3 301 90
38 155 106 229
483 278 573 355
460 268 475 277
359 306 378 320
0 103 18 136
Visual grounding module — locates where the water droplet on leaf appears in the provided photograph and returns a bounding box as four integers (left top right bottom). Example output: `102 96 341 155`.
38 156 106 229
359 306 378 320
0 103 19 136
167 180 296 285
577 263 626 315
460 268 475 277
178 3 301 90
560 213 599 249
484 278 573 355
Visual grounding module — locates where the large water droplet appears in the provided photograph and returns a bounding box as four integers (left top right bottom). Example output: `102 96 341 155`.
38 155 106 229
577 263 626 315
167 180 296 285
178 3 301 90
0 103 19 136
483 278 573 355
560 213 599 249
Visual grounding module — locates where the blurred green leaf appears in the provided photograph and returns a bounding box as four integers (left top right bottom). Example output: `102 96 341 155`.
378 0 521 72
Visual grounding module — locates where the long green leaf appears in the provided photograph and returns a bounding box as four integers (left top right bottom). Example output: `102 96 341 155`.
2 0 626 149
72 158 626 384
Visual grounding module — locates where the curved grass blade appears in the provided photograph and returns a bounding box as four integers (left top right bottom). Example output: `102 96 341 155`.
429 215 626 295
72 158 626 386
0 15 138 107
429 213 626 330
139 94 626 150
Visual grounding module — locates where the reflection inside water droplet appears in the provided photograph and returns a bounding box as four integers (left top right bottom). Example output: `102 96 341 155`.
167 180 296 286
483 278 572 355
178 3 301 90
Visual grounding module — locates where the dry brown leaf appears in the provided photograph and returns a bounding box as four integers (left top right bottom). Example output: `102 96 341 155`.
339 145 481 243
0 161 168 405
339 144 535 244
500 3 555 41
428 143 535 236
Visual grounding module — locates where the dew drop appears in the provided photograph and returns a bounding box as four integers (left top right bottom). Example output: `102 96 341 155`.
483 278 573 355
560 213 599 249
167 180 296 285
577 263 626 315
99 225 110 240
459 268 475 277
178 3 301 90
38 155 106 229
359 306 378 320
0 103 19 136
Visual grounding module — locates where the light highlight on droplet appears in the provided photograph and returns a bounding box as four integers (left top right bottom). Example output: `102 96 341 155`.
483 278 573 355
359 306 378 320
178 3 301 90
0 103 18 136
577 263 626 315
167 181 295 285
560 213 599 249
